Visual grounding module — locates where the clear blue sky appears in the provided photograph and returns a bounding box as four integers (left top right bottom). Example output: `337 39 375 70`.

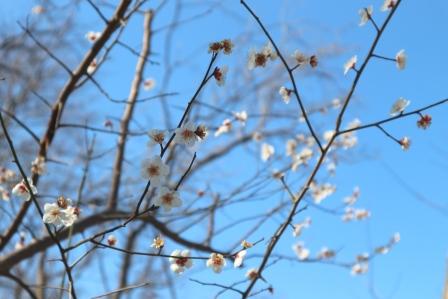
1 1 448 298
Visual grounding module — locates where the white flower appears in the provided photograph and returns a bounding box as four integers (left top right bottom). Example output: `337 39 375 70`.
42 203 77 227
332 98 341 109
247 50 267 70
0 167 15 183
279 86 292 104
292 50 308 66
85 31 101 43
12 178 37 201
291 147 313 171
174 121 198 146
215 119 232 137
153 187 182 212
351 262 368 275
206 253 226 273
292 242 310 260
343 186 360 205
234 250 247 268
107 235 117 246
285 139 297 156
261 143 275 162
390 97 410 116
31 5 45 15
151 235 165 249
87 58 97 75
233 111 248 125
354 208 371 220
375 246 390 255
0 186 10 201
381 0 396 11
292 217 311 237
344 55 357 75
141 155 169 186
213 66 228 86
323 130 335 142
359 6 373 26
399 137 411 151
169 249 193 274
143 78 156 91
262 42 277 60
317 247 336 260
31 156 46 175
395 49 406 70
391 232 400 244
246 268 259 280
311 182 336 204
148 129 167 145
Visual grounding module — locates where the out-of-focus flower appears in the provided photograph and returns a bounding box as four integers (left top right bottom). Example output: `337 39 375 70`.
233 111 248 125
279 86 292 104
285 139 297 156
169 249 193 274
153 187 182 212
292 217 311 237
0 186 10 201
32 5 45 14
399 137 411 151
291 148 313 171
395 49 406 70
332 98 341 109
344 55 357 75
344 186 360 206
0 167 15 184
292 242 310 260
85 31 101 43
292 50 308 66
261 143 275 162
359 6 373 26
107 235 117 246
141 155 169 186
317 247 336 260
215 119 232 137
246 268 259 280
148 129 167 145
309 55 318 68
143 78 156 91
310 182 336 204
390 97 410 116
351 262 368 275
174 121 199 146
12 178 37 201
381 0 396 11
195 124 208 140
208 39 234 55
213 66 228 86
31 156 46 175
241 240 253 249
87 58 98 74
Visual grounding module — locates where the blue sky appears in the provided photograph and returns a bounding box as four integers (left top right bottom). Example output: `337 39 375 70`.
1 0 448 298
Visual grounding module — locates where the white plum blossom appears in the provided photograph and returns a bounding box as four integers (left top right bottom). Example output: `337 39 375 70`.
359 6 373 26
31 156 46 175
234 250 247 268
87 58 98 74
261 143 275 162
344 55 357 75
141 155 169 186
31 5 45 14
107 235 117 246
246 268 259 280
0 186 10 201
292 242 310 260
174 121 199 146
351 262 369 275
285 139 297 157
342 207 371 222
399 136 411 151
292 50 308 66
213 66 228 86
233 111 248 125
391 232 400 244
381 0 396 11
206 253 226 273
292 217 311 237
317 247 336 260
12 178 37 201
262 42 278 60
395 49 406 70
311 182 336 204
42 202 77 227
291 147 313 171
169 249 193 274
0 167 15 183
143 78 156 91
390 97 410 116
85 31 101 43
215 119 232 137
343 186 361 206
148 129 167 145
332 98 341 109
151 235 165 249
153 187 182 212
279 86 292 104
